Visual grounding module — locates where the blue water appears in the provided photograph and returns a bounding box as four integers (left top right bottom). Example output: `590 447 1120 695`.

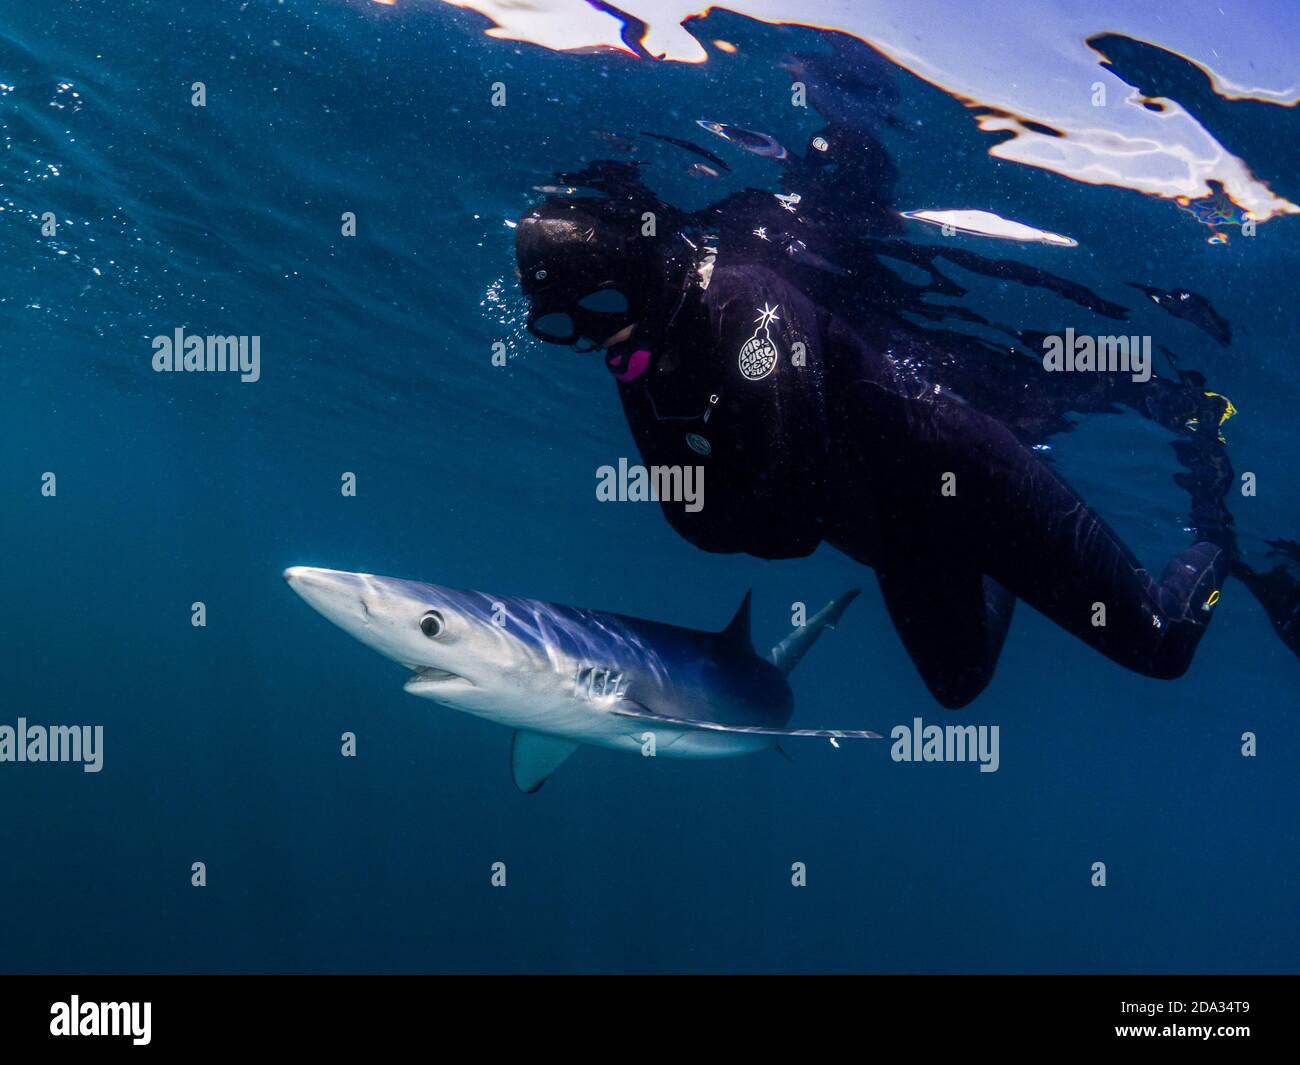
3 0 1298 973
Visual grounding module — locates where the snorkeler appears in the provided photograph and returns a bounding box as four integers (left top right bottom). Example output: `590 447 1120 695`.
513 116 1300 707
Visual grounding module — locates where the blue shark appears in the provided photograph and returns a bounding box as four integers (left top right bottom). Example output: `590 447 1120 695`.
284 567 879 791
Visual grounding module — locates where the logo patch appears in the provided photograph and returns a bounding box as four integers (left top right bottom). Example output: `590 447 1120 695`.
685 433 711 456
738 303 781 381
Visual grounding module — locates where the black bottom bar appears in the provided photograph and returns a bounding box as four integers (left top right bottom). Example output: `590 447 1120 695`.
0 974 1288 1051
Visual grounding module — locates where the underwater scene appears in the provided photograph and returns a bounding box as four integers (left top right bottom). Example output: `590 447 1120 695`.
3 0 1299 975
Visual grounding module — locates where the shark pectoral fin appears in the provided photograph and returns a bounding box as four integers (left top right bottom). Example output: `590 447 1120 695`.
510 731 580 793
610 705 880 740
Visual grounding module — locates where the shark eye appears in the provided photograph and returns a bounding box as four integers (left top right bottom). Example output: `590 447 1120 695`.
419 610 445 638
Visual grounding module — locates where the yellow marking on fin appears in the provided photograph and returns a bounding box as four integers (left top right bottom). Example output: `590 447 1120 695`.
1204 589 1221 610
1204 391 1237 425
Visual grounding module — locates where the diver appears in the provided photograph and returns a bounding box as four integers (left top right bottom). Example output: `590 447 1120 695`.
513 153 1283 708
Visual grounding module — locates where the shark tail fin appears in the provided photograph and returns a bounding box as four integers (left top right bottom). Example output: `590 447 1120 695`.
769 588 861 674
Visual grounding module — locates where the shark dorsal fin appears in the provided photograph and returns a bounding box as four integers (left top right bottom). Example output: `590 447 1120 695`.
717 589 754 655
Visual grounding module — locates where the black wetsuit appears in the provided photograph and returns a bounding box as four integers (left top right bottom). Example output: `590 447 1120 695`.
612 261 1226 708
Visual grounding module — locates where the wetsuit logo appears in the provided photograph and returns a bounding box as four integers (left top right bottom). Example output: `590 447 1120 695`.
738 303 781 381
685 432 711 456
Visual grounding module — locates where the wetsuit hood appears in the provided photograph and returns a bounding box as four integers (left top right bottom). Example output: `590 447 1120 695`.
516 199 687 356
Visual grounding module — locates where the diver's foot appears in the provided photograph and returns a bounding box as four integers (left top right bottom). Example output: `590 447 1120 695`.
1149 541 1227 678
1159 541 1228 622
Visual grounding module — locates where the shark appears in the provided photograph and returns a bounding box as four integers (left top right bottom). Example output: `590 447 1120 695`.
284 566 879 792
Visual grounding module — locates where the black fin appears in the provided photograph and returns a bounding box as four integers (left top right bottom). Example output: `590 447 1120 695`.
717 588 753 654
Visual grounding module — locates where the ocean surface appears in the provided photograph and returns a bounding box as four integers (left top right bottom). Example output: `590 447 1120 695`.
2 0 1298 973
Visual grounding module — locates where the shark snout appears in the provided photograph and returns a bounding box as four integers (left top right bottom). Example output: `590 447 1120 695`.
284 565 363 601
284 566 375 633
285 565 445 676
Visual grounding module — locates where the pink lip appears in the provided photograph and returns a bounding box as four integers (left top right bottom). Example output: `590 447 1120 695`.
610 348 651 382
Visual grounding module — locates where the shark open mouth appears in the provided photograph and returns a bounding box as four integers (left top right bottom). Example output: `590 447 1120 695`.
404 666 474 693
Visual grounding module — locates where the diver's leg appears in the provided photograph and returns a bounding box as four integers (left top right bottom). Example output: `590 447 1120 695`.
872 564 1016 709
1150 386 1300 661
1135 381 1300 660
843 379 1227 679
1165 394 1300 660
1052 373 1297 663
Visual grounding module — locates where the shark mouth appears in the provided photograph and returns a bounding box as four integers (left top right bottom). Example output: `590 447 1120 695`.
404 666 474 694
